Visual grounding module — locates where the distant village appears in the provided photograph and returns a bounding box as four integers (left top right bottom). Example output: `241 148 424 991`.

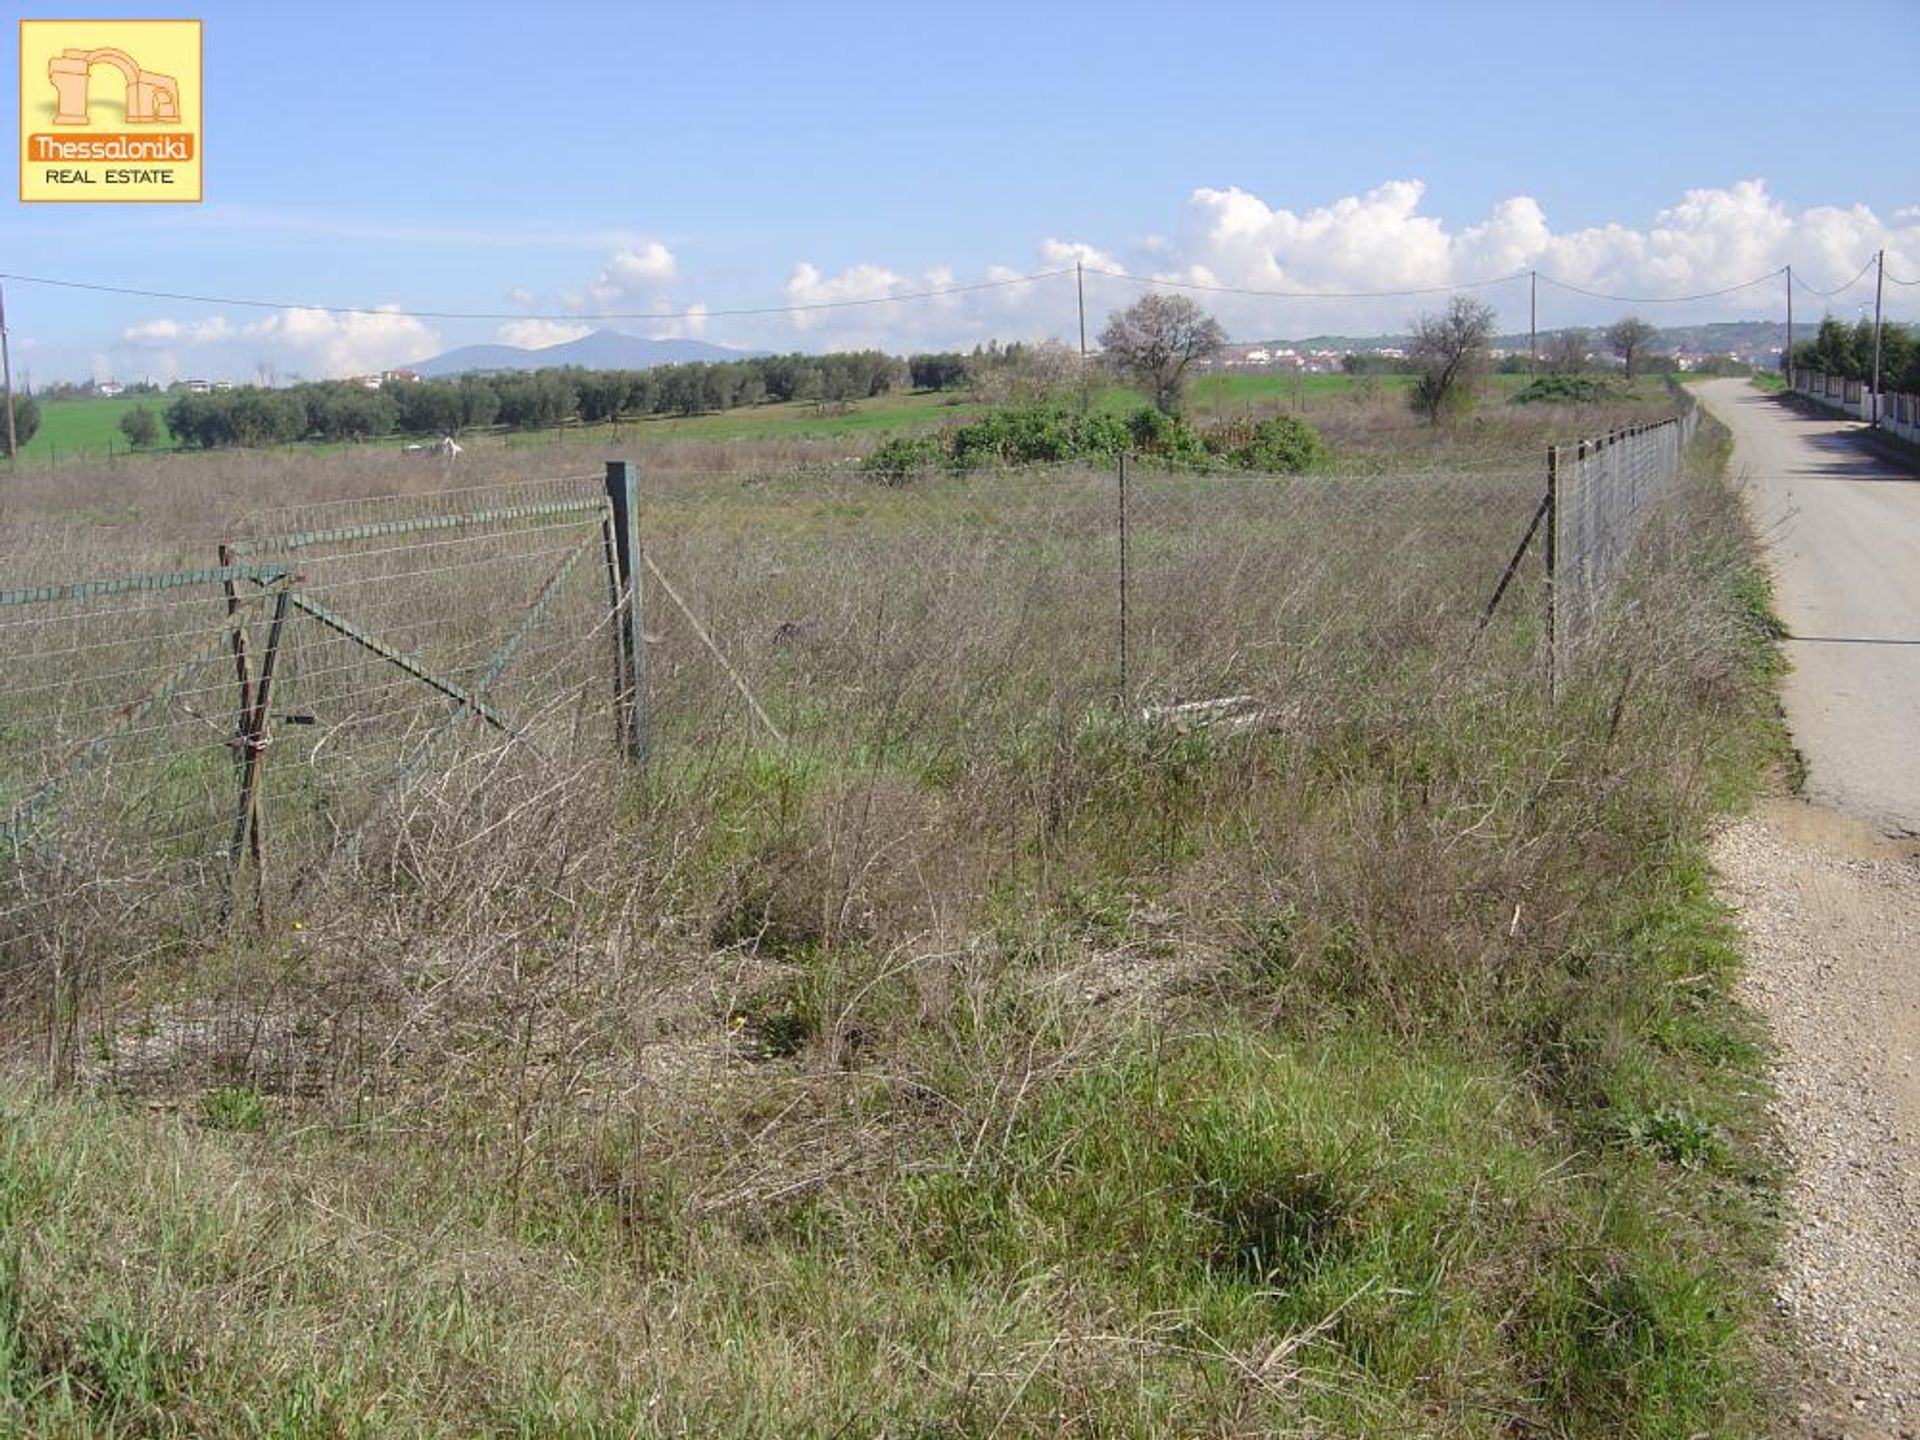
1206 335 1783 376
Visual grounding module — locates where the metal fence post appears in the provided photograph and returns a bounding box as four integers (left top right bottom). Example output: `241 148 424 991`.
1117 451 1131 695
605 460 648 763
1544 445 1559 702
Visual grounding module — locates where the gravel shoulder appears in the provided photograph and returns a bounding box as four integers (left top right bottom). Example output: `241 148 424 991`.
1712 799 1920 1438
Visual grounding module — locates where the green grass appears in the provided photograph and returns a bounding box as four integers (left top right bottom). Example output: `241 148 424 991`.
14 395 167 463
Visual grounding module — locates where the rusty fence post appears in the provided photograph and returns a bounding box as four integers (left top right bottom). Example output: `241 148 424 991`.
222 565 292 927
605 460 649 764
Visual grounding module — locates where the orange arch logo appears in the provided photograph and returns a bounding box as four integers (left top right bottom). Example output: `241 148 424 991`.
19 19 202 203
48 47 181 126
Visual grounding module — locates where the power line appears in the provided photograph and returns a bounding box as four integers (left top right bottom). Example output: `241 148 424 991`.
0 268 1073 323
1096 267 1527 300
1535 268 1785 304
1791 257 1877 299
1 254 1903 333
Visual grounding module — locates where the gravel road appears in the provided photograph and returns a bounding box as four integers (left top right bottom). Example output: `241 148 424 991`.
1694 381 1919 1437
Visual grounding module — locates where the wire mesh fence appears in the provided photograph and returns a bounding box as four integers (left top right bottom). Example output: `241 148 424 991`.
1 472 621 1038
2 424 1701 1074
1547 399 1700 655
628 458 1550 772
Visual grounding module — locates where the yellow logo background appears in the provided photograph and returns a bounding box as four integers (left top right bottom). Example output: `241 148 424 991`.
19 19 203 203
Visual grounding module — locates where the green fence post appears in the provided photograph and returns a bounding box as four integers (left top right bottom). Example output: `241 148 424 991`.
605 460 648 764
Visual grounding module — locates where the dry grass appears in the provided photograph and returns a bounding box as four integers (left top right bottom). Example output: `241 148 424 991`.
0 402 1792 1435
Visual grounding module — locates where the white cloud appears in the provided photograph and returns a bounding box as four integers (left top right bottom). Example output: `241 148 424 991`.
61 180 1920 384
1040 238 1122 273
784 261 911 331
651 303 708 341
121 316 232 346
236 306 439 377
585 241 678 307
113 306 436 377
496 319 593 349
509 238 705 341
739 181 1920 353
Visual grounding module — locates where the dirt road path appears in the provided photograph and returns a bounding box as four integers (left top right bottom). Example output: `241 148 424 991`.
1694 381 1919 1436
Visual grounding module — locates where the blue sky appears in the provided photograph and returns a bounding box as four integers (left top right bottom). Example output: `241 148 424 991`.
6 0 1917 381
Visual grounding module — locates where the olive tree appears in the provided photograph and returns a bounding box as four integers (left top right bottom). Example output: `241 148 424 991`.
118 404 160 448
1097 293 1225 415
1409 295 1496 423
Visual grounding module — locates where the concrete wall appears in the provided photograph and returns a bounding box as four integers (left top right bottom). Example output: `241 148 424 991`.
1791 370 1920 443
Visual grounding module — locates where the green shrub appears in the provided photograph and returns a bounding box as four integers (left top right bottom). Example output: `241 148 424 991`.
1511 374 1622 405
864 435 945 483
1211 414 1329 473
867 405 1157 477
950 406 1129 467
1122 406 1205 462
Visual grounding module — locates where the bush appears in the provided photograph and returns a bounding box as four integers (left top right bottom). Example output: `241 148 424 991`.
862 404 1217 479
118 405 160 449
864 435 945 484
952 406 1114 467
1122 406 1205 462
9 393 41 451
1510 375 1622 405
1209 415 1329 473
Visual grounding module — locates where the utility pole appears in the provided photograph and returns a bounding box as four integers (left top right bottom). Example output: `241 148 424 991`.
1785 265 1794 392
1076 261 1087 360
0 279 17 462
1870 248 1885 428
1529 270 1537 376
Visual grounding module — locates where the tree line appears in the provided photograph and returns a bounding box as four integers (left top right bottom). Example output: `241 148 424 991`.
1789 316 1920 392
156 350 919 449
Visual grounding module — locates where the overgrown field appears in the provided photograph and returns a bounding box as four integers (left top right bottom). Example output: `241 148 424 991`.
0 395 1793 1435
13 371 1676 465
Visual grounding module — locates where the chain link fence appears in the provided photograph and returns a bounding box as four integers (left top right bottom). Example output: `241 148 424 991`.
2 472 624 1068
625 457 1548 771
3 420 1704 1076
1546 398 1700 656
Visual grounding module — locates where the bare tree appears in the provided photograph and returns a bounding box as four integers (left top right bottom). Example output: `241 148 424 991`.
1605 317 1658 379
1098 294 1225 415
1545 328 1591 375
1409 295 1496 423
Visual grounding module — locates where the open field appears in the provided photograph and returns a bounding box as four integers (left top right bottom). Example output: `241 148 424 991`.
11 393 165 464
0 393 1796 1434
8 371 1675 467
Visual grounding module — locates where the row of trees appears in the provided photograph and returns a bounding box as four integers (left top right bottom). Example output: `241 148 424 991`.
1790 316 1920 393
140 308 1238 450
158 351 912 448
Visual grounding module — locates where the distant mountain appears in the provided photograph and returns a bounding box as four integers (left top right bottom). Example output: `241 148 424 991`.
413 329 765 377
